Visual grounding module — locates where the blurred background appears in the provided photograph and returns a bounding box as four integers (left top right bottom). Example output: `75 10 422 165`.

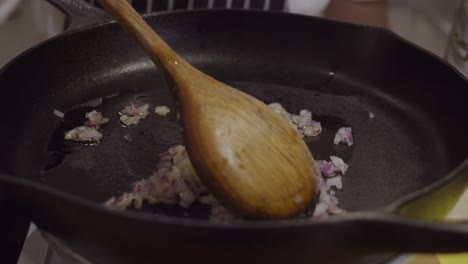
0 0 467 263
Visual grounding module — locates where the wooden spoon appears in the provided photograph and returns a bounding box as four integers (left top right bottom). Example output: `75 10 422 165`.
97 0 317 219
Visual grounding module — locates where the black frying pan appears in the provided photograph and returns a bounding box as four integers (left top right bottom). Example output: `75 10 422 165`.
0 5 468 264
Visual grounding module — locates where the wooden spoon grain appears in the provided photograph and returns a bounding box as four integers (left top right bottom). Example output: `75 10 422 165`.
97 0 317 219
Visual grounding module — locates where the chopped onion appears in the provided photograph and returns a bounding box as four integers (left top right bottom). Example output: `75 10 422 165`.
120 115 143 126
105 102 353 222
312 202 329 217
330 195 339 206
53 109 65 118
85 110 109 127
119 103 150 126
121 103 150 116
291 114 301 124
64 110 108 142
326 176 343 190
155 105 171 116
106 144 350 221
319 189 345 215
267 103 322 137
104 193 139 210
303 120 322 137
64 126 103 142
330 156 349 175
318 160 336 177
313 156 347 217
267 103 286 114
298 110 312 127
334 127 353 146
104 145 205 210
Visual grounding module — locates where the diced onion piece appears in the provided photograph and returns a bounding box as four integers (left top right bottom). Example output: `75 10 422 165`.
155 105 171 116
104 145 205 211
268 103 295 126
64 110 107 142
267 103 286 114
53 109 65 118
104 193 139 210
120 115 142 126
268 103 322 137
326 176 343 190
121 103 150 116
298 109 312 128
120 103 150 126
64 126 103 142
328 204 345 215
334 127 353 146
179 190 196 208
319 189 345 215
312 202 329 217
303 121 322 137
318 160 336 177
291 114 301 124
85 110 109 126
330 156 349 175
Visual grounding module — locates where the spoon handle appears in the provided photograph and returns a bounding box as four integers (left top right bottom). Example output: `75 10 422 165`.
97 0 184 84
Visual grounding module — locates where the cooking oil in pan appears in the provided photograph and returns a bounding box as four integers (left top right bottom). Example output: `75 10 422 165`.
41 82 362 219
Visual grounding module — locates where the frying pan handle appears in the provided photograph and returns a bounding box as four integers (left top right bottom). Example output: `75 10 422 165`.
375 159 468 252
391 159 468 221
326 161 468 254
0 185 31 263
46 0 109 30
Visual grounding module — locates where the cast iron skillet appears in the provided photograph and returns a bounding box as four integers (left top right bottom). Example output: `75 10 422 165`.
0 4 468 264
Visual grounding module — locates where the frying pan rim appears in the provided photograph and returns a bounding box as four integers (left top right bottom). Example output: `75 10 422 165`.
0 10 467 228
2 9 467 82
2 168 468 231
